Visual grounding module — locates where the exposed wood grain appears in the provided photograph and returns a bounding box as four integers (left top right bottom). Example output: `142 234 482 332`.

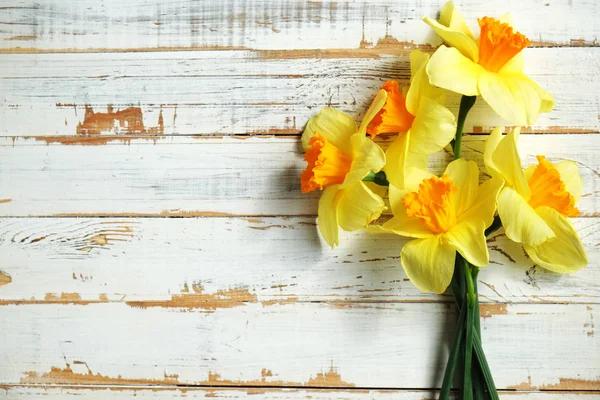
0 217 598 304
0 0 598 52
3 386 600 399
0 272 11 287
0 302 597 389
1 135 598 217
1 48 599 136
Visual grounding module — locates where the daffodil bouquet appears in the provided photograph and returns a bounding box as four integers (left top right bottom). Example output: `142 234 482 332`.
299 2 588 399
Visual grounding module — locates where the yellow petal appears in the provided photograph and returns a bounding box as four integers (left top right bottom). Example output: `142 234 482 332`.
358 89 387 133
524 207 588 273
410 49 430 78
537 84 555 114
404 165 435 192
427 46 483 96
523 164 534 181
497 186 554 246
498 13 515 27
499 52 524 74
422 18 479 62
459 177 503 227
317 185 342 248
340 133 386 189
382 215 435 239
385 134 432 191
384 134 409 189
401 235 456 294
447 220 489 267
365 224 394 235
388 184 406 216
444 158 479 217
302 108 357 154
490 127 530 198
439 1 475 39
406 50 445 116
337 182 386 231
409 151 428 168
383 185 435 239
408 97 456 155
364 180 388 200
478 71 555 126
484 126 504 181
554 161 583 202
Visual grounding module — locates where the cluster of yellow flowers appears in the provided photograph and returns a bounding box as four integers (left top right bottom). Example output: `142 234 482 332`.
300 2 587 295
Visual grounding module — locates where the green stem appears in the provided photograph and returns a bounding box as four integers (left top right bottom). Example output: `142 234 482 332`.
473 333 500 400
463 264 476 400
464 301 475 400
453 95 477 160
363 170 389 186
457 256 467 399
471 267 481 336
471 267 486 400
458 256 466 306
465 263 476 308
450 256 465 307
473 366 486 400
450 293 499 400
439 294 468 400
444 256 469 400
450 286 498 400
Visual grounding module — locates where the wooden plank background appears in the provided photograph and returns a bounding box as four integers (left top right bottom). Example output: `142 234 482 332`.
0 0 599 398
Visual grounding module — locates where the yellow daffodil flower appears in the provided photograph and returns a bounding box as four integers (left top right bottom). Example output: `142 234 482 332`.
365 49 456 188
484 127 588 273
373 159 502 293
301 102 388 248
423 2 554 126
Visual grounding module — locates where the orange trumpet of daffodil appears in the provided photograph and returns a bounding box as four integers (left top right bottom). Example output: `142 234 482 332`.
300 98 389 248
484 127 588 273
423 2 554 126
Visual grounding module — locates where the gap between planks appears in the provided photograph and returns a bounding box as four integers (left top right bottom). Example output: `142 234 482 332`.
0 43 597 56
0 299 596 307
2 131 599 146
5 383 600 393
5 386 600 400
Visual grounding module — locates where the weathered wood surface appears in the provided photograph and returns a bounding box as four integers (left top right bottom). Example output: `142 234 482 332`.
1 136 599 217
0 217 599 304
0 302 598 390
0 0 598 52
0 48 599 136
1 0 599 397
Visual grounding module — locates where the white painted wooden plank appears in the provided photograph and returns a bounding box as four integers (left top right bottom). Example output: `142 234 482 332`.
3 386 599 399
0 48 599 135
1 136 598 217
0 217 598 304
0 302 598 390
0 0 598 52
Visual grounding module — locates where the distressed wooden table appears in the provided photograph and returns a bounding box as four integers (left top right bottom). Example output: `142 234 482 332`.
0 1 599 398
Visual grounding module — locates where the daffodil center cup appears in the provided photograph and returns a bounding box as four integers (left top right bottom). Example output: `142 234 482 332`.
300 133 353 193
403 174 458 234
366 80 415 138
527 155 579 217
477 16 530 73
